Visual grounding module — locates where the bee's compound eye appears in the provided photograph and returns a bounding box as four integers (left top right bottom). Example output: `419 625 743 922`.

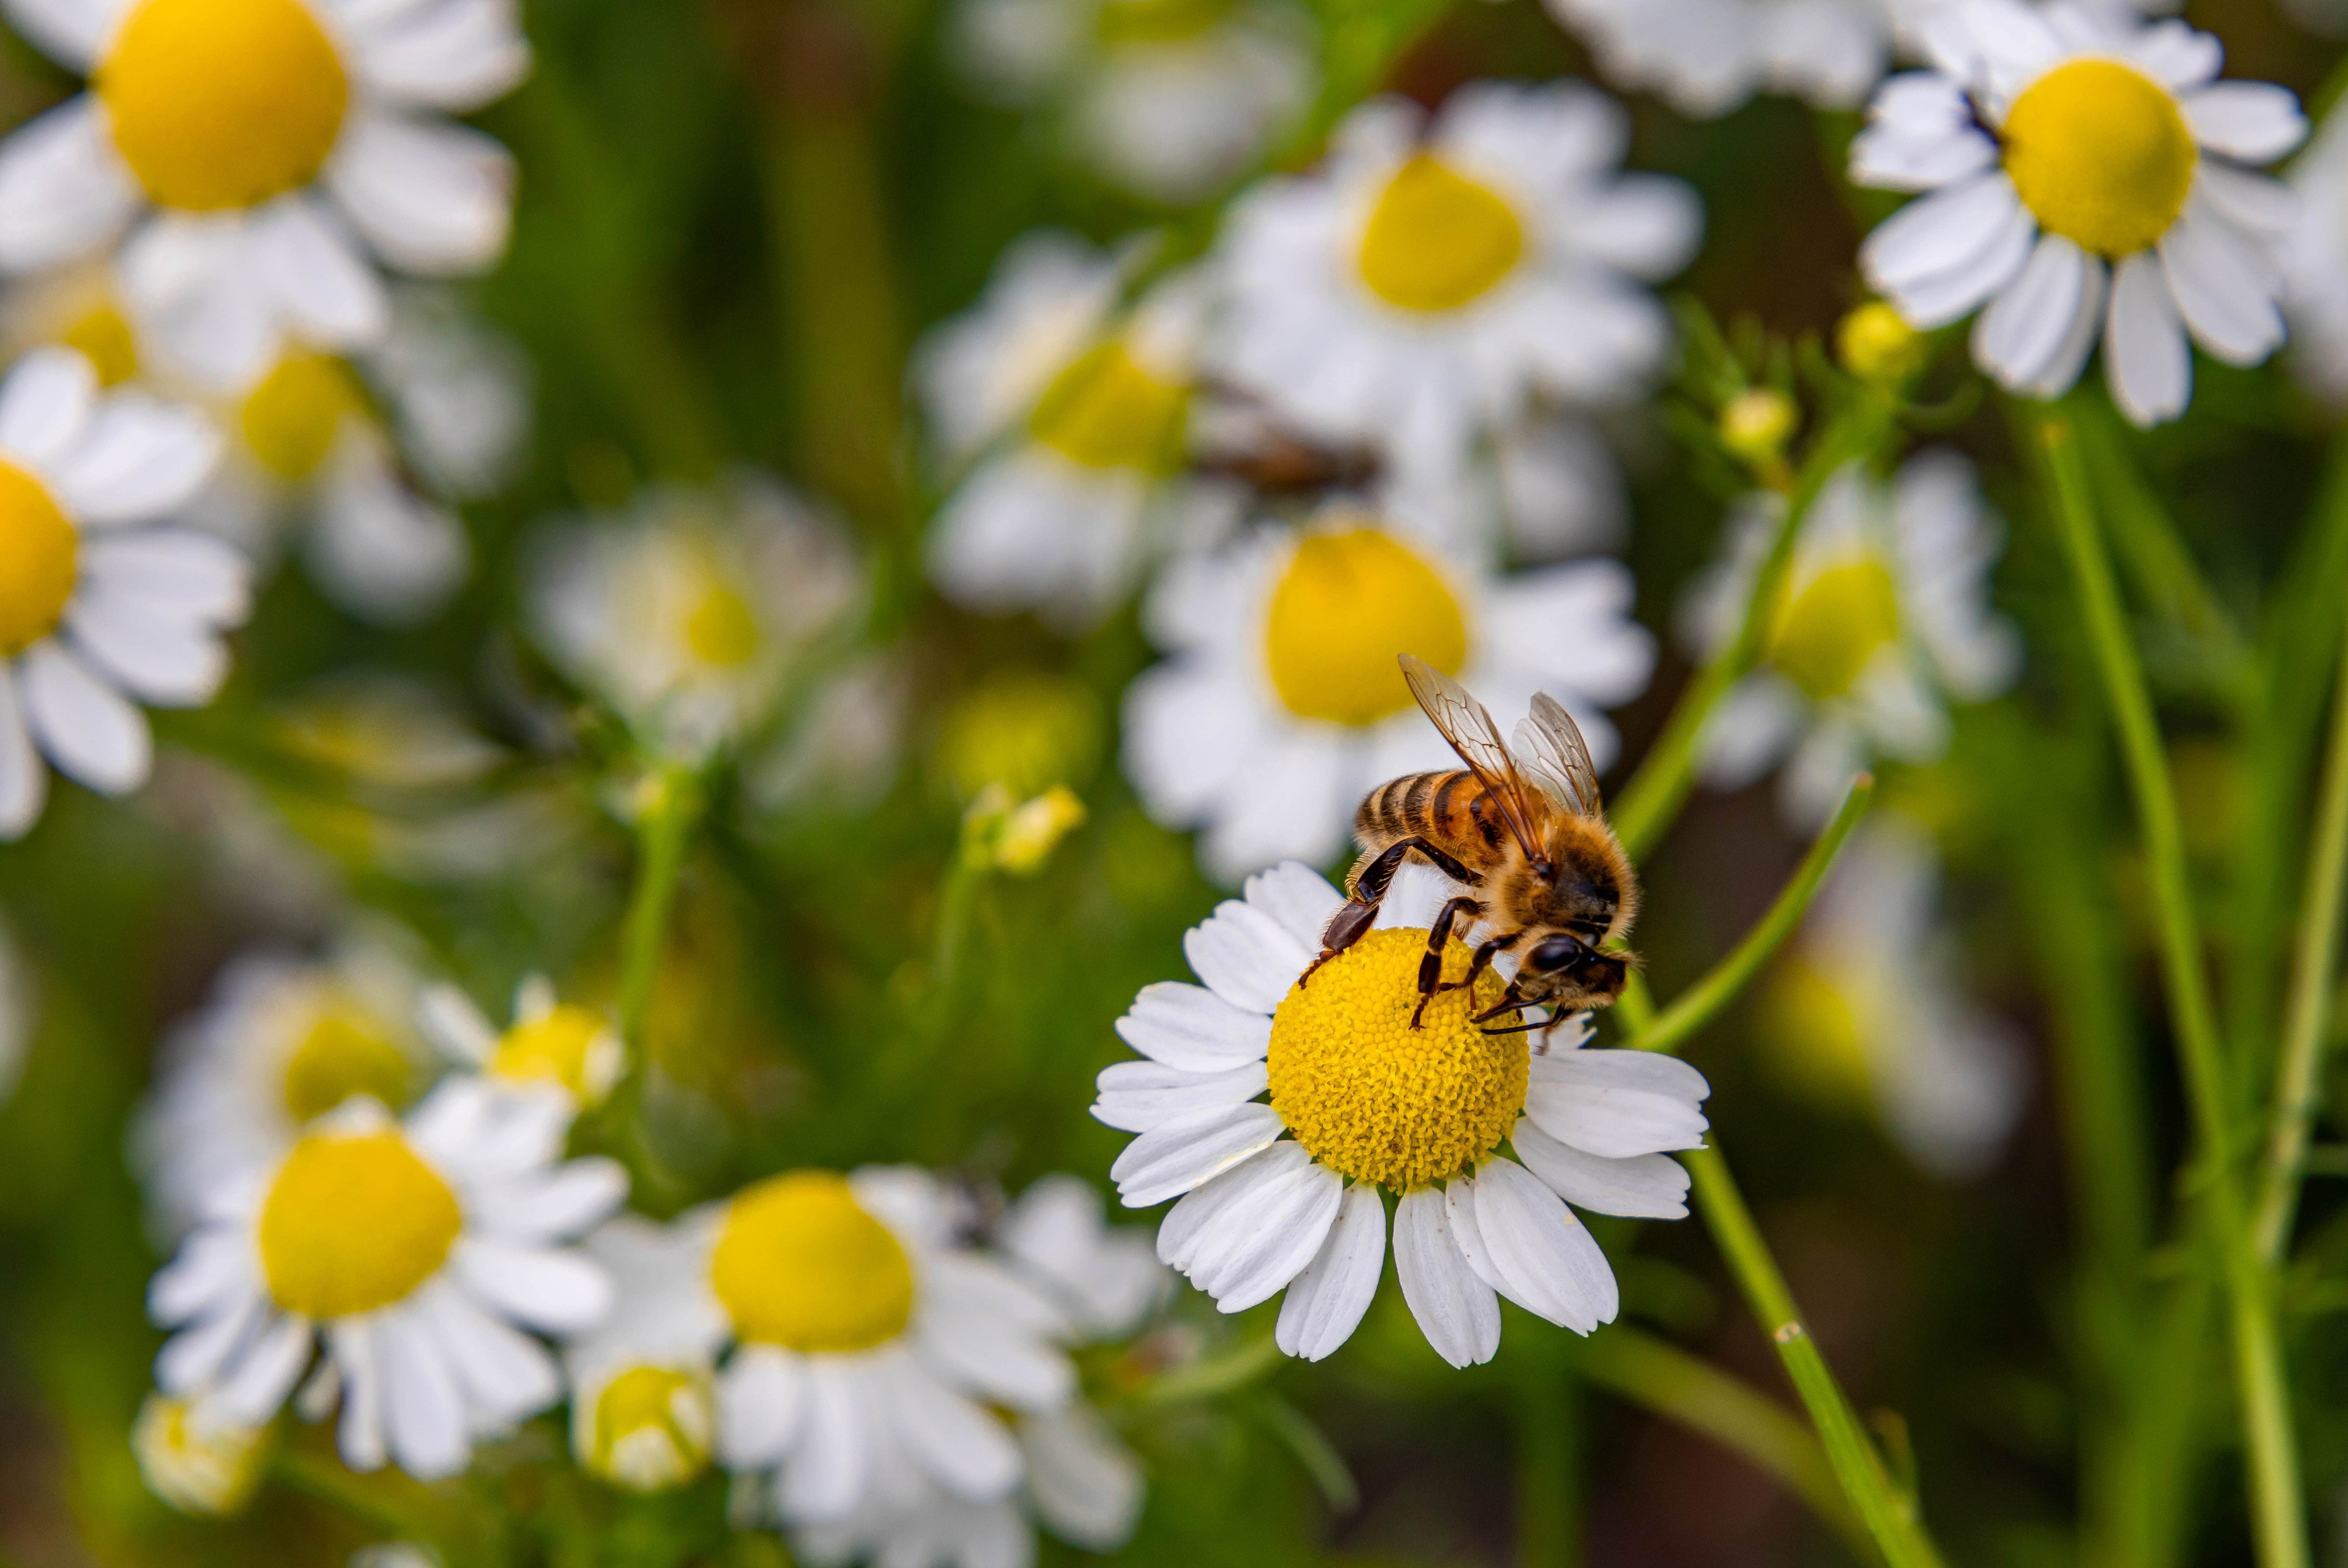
1527 936 1587 973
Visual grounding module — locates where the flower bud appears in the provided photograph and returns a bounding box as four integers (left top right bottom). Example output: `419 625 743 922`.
1837 301 1927 384
1719 388 1798 469
132 1393 267 1516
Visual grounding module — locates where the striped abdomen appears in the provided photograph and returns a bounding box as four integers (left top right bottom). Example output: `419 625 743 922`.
1355 770 1514 871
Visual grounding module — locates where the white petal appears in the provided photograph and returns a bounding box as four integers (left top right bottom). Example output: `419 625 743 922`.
2014 250 2107 399
452 1238 612 1333
347 0 531 111
717 1344 807 1468
1273 1181 1386 1362
1511 1118 1690 1219
1191 1152 1342 1313
2197 165 2295 236
327 113 515 273
49 394 222 524
0 346 95 470
2105 251 2191 427
1113 982 1272 1071
0 99 137 272
213 1311 313 1426
1463 1159 1617 1332
2160 201 2284 366
2183 82 2307 163
78 531 250 622
1109 1102 1285 1208
417 983 499 1065
1155 1141 1302 1272
1860 173 2011 296
0 673 49 840
1023 1403 1143 1551
1391 1188 1498 1369
1183 898 1310 1014
328 1318 388 1472
475 1159 629 1242
18 641 150 796
64 590 227 707
1092 1059 1267 1133
3 0 132 69
1973 233 2087 390
379 1307 469 1478
413 1281 558 1424
148 1227 254 1324
916 1254 1074 1410
250 197 391 348
779 1362 872 1523
881 1359 1022 1502
1522 1050 1711 1157
1241 861 1346 952
156 1294 263 1393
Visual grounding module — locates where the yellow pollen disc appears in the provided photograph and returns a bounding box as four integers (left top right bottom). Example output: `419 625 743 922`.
241 353 365 482
1758 956 1875 1111
1266 927 1527 1190
98 0 350 212
683 583 761 668
492 1004 609 1100
589 1365 711 1489
709 1171 916 1353
1264 526 1469 726
1356 155 1527 314
2002 58 2197 257
279 1005 413 1123
0 460 77 657
63 304 141 387
257 1129 462 1319
1028 340 1190 474
1767 558 1901 702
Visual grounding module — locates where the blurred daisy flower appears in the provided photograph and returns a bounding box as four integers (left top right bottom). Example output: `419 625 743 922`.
1757 817 2025 1179
1209 81 1700 488
1547 0 1926 116
1093 863 1710 1368
147 1079 625 1478
0 0 527 391
527 475 863 761
1123 496 1653 881
2282 104 2348 406
1682 451 2019 828
562 1216 722 1492
949 0 1313 203
917 234 1239 628
0 346 238 841
135 939 435 1236
418 973 625 1113
1849 0 2305 427
131 1390 268 1515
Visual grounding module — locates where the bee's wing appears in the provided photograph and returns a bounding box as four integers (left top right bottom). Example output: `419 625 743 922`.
1399 654 1551 857
1514 694 1603 818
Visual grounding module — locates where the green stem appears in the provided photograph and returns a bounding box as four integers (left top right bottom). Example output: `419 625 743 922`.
1515 1356 1581 1568
1128 1332 1284 1408
2035 410 2307 1568
1686 1144 1941 1568
1580 1326 1873 1562
269 1449 419 1538
1626 775 1874 1057
2255 616 2348 1261
615 766 702 1057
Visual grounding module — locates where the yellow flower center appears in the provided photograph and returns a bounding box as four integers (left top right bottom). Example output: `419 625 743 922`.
257 1129 462 1319
1356 155 1527 314
492 1004 610 1101
1266 927 1527 1190
2002 58 2197 258
1028 340 1190 474
279 1005 413 1124
683 584 761 668
588 1364 712 1491
241 353 364 482
1767 558 1901 703
0 460 77 657
97 0 350 213
709 1171 915 1353
63 304 141 387
1263 527 1469 726
1758 956 1874 1111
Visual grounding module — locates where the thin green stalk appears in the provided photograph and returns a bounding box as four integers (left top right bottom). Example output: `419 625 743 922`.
1515 1355 1581 1568
1626 776 1873 1057
1580 1326 1872 1561
2036 411 2307 1568
2256 617 2348 1260
615 766 703 1056
1687 1144 1942 1568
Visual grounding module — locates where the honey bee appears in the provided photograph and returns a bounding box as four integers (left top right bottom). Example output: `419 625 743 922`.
1311 654 1640 1034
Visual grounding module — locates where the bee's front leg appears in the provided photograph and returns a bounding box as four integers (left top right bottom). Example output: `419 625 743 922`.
1410 897 1483 1028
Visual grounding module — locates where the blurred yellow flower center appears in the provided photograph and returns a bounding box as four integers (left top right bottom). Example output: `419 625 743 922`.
939 672 1103 800
2002 59 2196 257
1357 155 1526 314
588 1365 712 1490
1029 340 1189 474
241 353 364 482
1759 956 1874 1110
1264 527 1468 726
710 1171 915 1353
280 1005 412 1123
1768 558 1901 702
0 460 76 656
493 1003 609 1100
98 0 350 212
684 584 761 668
64 304 141 387
1267 928 1526 1190
257 1130 461 1318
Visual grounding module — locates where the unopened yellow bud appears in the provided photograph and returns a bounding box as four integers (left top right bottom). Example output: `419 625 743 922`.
996 787 1087 873
1837 302 1927 384
132 1393 268 1516
1719 388 1798 466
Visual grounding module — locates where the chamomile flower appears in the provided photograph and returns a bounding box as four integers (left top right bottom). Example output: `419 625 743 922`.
1093 862 1710 1368
131 1391 268 1515
1209 81 1700 486
1123 497 1654 881
0 0 528 391
1848 0 2306 427
417 973 624 1112
1547 0 1958 116
2282 104 2348 405
562 1216 724 1492
949 0 1313 203
0 346 237 841
134 940 436 1236
1756 817 2024 1178
918 234 1239 628
1682 452 2019 828
997 1172 1168 1340
147 1080 625 1479
527 476 863 761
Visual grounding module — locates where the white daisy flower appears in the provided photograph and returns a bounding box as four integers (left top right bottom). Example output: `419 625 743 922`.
1848 0 2306 427
0 346 237 841
572 1167 1076 1526
917 234 1240 628
0 0 528 392
1547 0 1927 116
1123 497 1655 881
997 1172 1169 1341
2282 103 2348 406
417 973 625 1113
131 1390 268 1515
1756 817 2025 1178
1092 861 1711 1368
134 938 435 1236
1681 451 2019 828
561 1216 725 1492
527 475 863 761
1209 81 1700 486
147 1079 626 1478
949 0 1313 203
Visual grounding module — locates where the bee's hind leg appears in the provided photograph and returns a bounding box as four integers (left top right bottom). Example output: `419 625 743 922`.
1305 836 1479 989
